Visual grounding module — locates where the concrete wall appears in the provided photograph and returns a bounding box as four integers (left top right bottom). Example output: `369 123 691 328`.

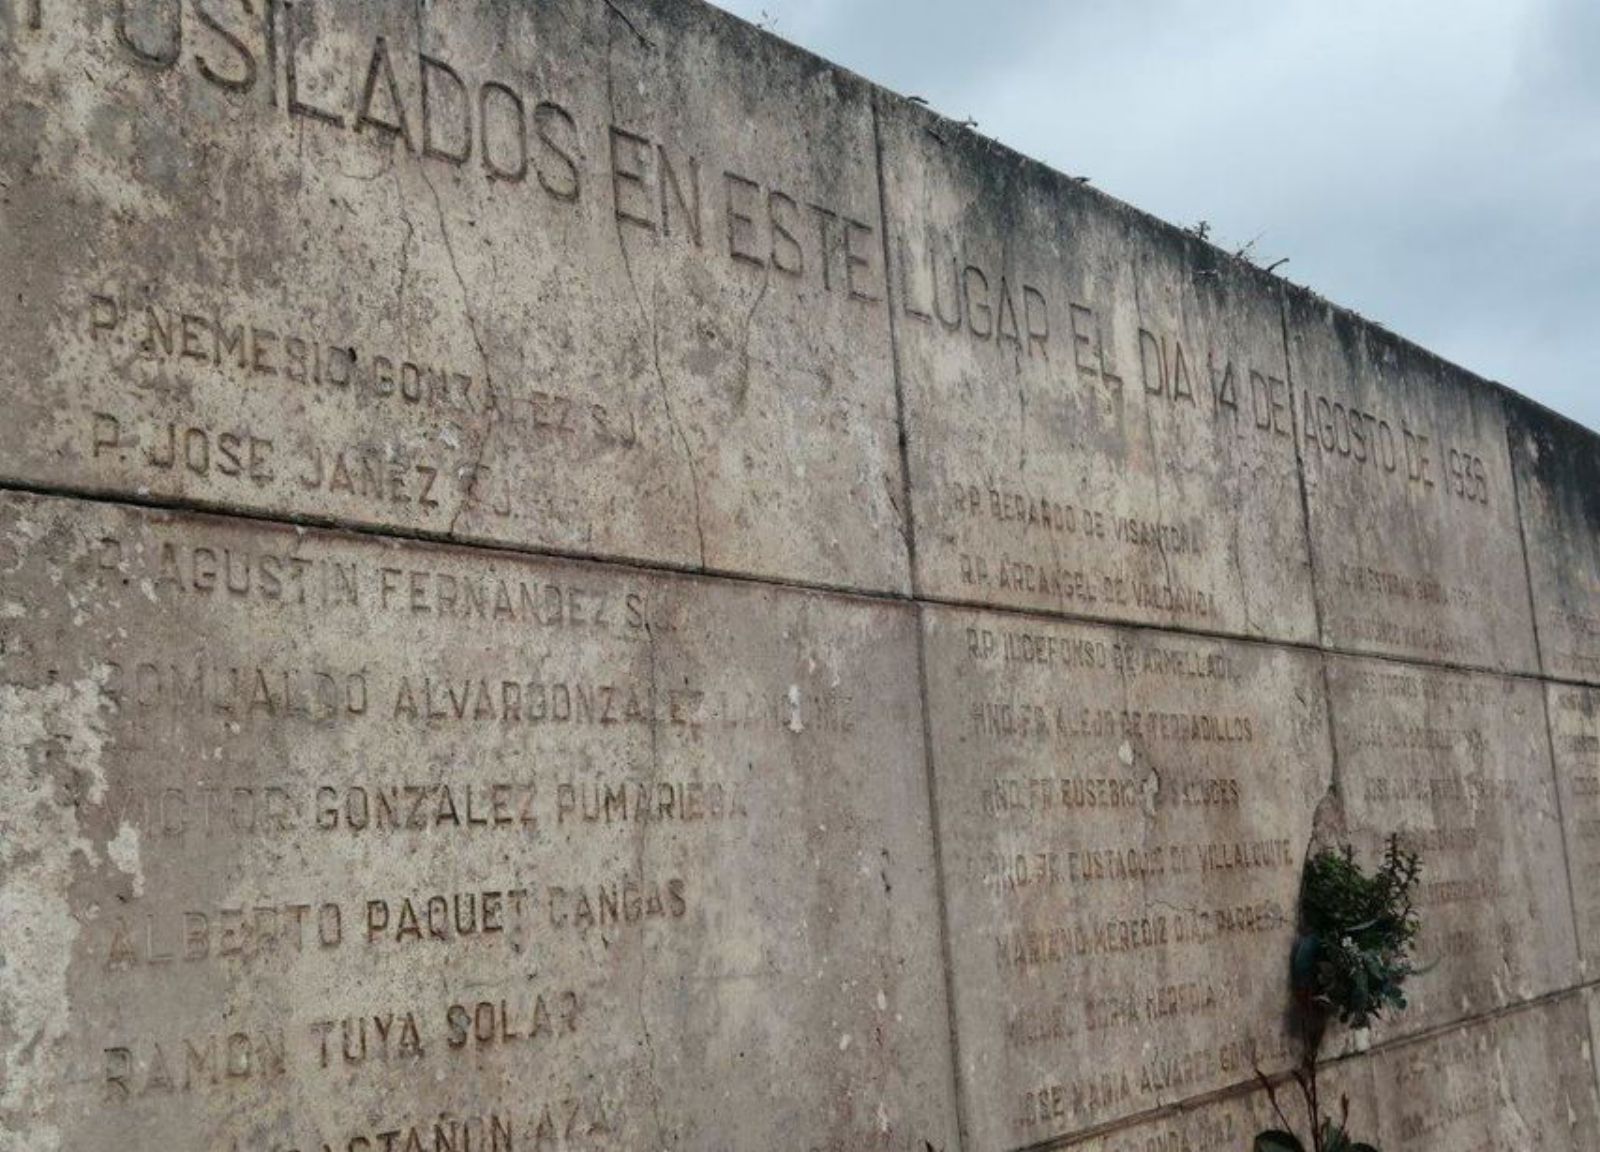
2 2 1598 1149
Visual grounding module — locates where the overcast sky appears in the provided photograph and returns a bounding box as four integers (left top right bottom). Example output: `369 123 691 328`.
711 0 1599 434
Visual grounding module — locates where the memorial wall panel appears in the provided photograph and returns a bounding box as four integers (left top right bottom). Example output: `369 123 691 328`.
1068 1059 1378 1152
921 606 1332 1152
1549 683 1600 974
0 490 957 1152
878 99 1317 641
1369 997 1600 1152
1284 292 1538 672
0 0 910 592
1509 398 1600 684
1326 655 1578 1043
1590 989 1600 1107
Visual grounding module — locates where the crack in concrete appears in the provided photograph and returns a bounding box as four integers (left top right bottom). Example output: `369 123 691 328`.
1006 248 1027 474
411 0 501 544
418 167 489 374
414 0 500 544
648 278 708 568
1017 375 1028 473
883 471 911 555
392 165 414 338
604 30 708 569
635 617 670 1148
417 163 498 540
1111 641 1163 922
1228 482 1255 636
735 264 770 407
1131 271 1180 612
601 0 652 49
333 150 397 184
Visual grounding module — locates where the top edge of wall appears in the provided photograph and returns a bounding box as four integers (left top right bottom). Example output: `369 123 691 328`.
685 0 1594 445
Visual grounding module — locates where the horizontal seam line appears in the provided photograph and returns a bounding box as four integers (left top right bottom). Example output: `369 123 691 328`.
1 476 1595 691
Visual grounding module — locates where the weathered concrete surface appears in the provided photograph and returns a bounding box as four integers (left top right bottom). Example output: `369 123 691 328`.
0 0 909 592
1549 683 1600 976
1017 999 1600 1152
1068 1059 1379 1152
1509 398 1600 683
1590 989 1600 1109
1326 655 1579 1043
1284 290 1539 673
0 490 956 1152
878 99 1317 642
3 1 1600 1150
1369 997 1600 1151
920 606 1332 1151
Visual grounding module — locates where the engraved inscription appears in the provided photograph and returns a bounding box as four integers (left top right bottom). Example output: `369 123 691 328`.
880 101 1317 639
1 0 910 591
1286 295 1536 670
0 491 956 1151
922 607 1331 1152
1329 657 1578 1040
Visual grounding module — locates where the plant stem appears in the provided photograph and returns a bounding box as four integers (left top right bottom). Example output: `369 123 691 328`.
1300 1019 1324 1152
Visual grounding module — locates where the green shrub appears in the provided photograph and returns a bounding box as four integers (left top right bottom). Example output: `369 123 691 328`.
1253 834 1423 1152
1295 837 1422 1029
1255 1119 1378 1152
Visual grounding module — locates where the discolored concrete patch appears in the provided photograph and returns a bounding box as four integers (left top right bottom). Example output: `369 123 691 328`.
878 98 1317 643
1284 291 1538 673
1508 397 1600 684
0 489 956 1152
0 0 909 593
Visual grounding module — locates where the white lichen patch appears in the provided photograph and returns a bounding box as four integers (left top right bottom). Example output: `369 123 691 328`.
105 823 143 899
786 684 804 734
1491 1043 1535 1147
0 676 108 1152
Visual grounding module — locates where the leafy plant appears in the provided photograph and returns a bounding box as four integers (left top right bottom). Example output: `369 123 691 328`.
1254 1117 1376 1152
1296 838 1422 1030
1253 835 1424 1152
